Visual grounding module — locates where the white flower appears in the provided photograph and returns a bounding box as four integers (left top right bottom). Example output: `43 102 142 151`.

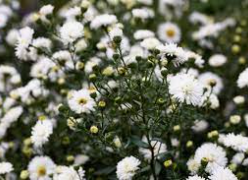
219 133 248 152
157 43 187 66
134 30 155 40
198 72 223 95
0 162 13 174
139 137 167 160
237 68 248 88
132 8 154 20
28 38 52 61
189 11 212 25
15 27 34 60
0 65 21 92
193 143 227 173
52 51 74 69
90 14 117 29
84 57 101 74
0 13 8 28
187 158 200 174
116 156 140 180
140 37 160 50
186 51 204 68
0 106 23 138
209 54 227 67
186 175 206 180
33 38 52 50
31 119 53 148
40 4 54 15
53 166 85 180
109 27 123 39
30 57 63 81
74 155 89 166
209 167 237 180
233 96 245 105
68 89 96 114
157 22 181 43
28 156 56 180
39 4 54 18
231 153 245 165
60 21 84 44
192 120 208 132
75 39 88 52
64 7 81 20
169 73 204 106
6 29 19 46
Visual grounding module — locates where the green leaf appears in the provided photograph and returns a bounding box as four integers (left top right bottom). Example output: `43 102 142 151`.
155 161 162 175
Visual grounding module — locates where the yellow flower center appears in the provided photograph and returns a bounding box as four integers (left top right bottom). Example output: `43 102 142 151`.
37 166 46 177
166 29 175 38
78 98 88 105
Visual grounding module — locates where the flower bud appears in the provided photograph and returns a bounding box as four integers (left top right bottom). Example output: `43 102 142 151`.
164 160 172 168
186 141 193 148
173 125 181 132
201 157 208 167
89 74 97 82
20 170 29 179
98 100 106 108
66 155 75 162
233 96 245 105
230 115 241 124
231 44 240 54
90 126 98 134
113 36 122 44
102 66 114 76
76 62 85 70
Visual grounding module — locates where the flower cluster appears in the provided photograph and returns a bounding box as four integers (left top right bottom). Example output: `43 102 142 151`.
0 0 248 179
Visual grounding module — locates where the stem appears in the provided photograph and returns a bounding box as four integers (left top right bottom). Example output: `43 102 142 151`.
138 81 157 180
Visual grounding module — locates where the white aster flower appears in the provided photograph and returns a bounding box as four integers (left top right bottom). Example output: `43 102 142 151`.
186 175 206 180
140 37 160 50
53 166 85 180
60 21 84 44
231 153 245 165
193 143 227 173
209 167 237 180
0 162 13 174
39 4 54 16
187 158 201 174
15 27 34 60
157 22 181 43
132 8 154 20
90 14 117 29
6 29 19 46
28 156 56 180
168 73 204 106
208 54 227 67
68 89 96 114
116 156 140 180
157 43 188 66
219 133 248 152
192 120 209 133
52 51 74 69
198 72 223 95
237 68 248 88
39 4 54 22
134 30 155 40
84 57 101 74
31 119 53 148
139 137 167 160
